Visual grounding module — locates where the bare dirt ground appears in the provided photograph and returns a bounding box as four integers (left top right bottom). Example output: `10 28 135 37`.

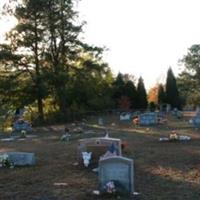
0 114 200 200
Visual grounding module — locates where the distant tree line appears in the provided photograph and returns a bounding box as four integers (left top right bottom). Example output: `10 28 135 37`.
148 43 200 111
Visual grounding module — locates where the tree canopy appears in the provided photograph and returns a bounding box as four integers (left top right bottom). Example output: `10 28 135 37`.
178 44 200 107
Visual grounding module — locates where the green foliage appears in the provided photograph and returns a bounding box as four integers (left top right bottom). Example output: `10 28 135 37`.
178 44 200 107
0 0 114 123
0 0 51 121
157 84 166 106
166 68 181 109
124 80 137 109
149 101 156 112
112 73 137 109
136 76 148 109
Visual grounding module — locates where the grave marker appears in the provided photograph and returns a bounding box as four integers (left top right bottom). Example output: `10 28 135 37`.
139 112 157 126
99 156 134 194
78 137 122 165
191 114 200 128
0 152 36 166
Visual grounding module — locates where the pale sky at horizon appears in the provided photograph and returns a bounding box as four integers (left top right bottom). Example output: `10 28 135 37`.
1 0 200 89
77 0 200 88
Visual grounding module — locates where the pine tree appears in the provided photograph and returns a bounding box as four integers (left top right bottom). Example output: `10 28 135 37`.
165 67 181 109
157 84 166 106
124 80 137 109
112 73 125 108
136 77 148 110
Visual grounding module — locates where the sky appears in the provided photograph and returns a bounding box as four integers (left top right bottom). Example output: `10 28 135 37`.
77 0 200 88
1 0 200 89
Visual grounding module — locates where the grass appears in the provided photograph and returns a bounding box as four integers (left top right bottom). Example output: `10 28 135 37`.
0 114 200 200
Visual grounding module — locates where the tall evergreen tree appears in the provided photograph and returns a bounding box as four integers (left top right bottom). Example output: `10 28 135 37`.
165 67 181 109
136 76 148 109
124 80 137 109
112 73 126 108
112 73 137 109
41 0 103 115
157 84 166 106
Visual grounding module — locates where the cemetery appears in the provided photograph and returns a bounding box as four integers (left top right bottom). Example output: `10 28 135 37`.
0 113 200 200
0 1 200 200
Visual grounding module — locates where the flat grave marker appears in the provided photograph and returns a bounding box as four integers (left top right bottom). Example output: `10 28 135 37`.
0 152 36 166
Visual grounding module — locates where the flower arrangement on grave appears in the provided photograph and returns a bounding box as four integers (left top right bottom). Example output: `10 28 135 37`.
82 152 92 167
133 117 139 125
169 131 178 141
102 180 128 197
0 154 14 168
20 130 27 138
104 181 116 194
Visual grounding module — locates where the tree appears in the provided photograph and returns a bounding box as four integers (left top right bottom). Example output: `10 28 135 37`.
165 67 181 109
112 73 137 109
118 96 131 110
113 73 125 97
124 80 137 109
178 44 200 107
112 73 125 108
157 84 166 106
148 85 159 105
136 76 148 110
41 0 103 115
0 0 49 121
69 53 114 112
0 0 106 121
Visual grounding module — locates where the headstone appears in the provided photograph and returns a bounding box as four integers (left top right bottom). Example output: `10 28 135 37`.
0 138 15 142
195 106 200 117
191 114 200 128
78 137 122 165
13 119 32 132
99 156 134 194
166 104 171 112
139 112 157 126
120 112 131 121
0 152 36 166
98 118 104 126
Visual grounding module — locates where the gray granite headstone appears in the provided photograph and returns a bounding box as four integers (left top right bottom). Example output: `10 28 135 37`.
139 112 157 126
2 152 36 166
99 156 134 194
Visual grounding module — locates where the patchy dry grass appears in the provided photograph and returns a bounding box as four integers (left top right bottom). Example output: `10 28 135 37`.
0 114 200 200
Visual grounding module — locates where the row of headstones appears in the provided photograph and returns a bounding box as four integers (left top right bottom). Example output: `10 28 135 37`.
120 112 159 126
77 137 134 194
